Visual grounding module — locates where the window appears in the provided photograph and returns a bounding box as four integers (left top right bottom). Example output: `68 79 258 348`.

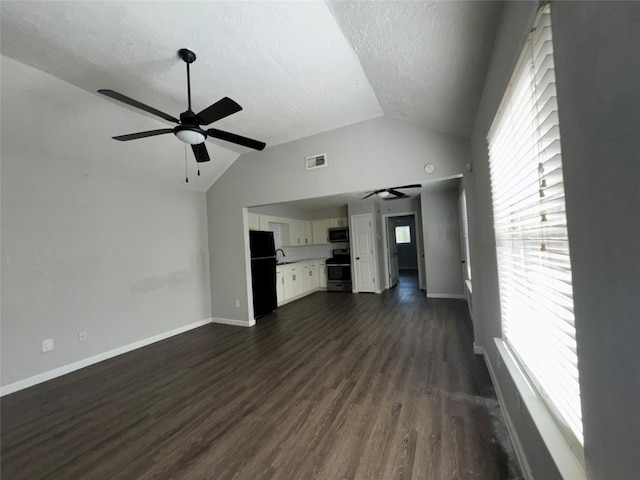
460 190 472 281
487 5 583 449
395 226 411 244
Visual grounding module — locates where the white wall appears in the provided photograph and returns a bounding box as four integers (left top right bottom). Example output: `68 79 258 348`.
552 3 640 478
420 188 464 297
1 59 212 390
467 1 640 479
206 116 469 322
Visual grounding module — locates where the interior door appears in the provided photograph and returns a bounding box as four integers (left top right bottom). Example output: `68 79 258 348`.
387 218 399 288
352 213 376 293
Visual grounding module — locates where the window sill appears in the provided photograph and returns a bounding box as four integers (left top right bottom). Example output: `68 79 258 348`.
494 338 585 480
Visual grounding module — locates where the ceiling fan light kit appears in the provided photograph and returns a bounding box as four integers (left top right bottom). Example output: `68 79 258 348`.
97 47 266 178
363 184 422 200
174 125 206 145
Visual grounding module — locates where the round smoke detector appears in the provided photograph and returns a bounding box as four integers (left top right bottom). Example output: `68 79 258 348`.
424 163 435 174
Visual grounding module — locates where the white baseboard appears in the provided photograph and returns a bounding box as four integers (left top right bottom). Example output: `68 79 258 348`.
427 293 465 299
211 317 255 327
0 318 214 397
480 347 535 480
473 343 484 355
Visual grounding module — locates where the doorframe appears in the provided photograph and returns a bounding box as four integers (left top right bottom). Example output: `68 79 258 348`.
381 211 424 291
350 212 377 294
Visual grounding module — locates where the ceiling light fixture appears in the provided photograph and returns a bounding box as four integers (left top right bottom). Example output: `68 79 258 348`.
174 125 207 145
377 191 391 198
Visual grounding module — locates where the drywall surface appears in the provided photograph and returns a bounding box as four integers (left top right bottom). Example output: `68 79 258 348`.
551 3 640 478
420 189 464 297
249 203 347 221
1 153 211 387
207 115 468 321
468 1 640 479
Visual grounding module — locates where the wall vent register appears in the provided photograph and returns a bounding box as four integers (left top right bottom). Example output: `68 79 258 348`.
305 153 327 170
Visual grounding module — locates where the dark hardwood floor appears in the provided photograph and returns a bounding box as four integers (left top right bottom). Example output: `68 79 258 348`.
1 271 522 479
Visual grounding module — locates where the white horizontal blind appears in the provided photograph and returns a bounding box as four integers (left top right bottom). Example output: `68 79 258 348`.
460 190 472 280
487 6 583 447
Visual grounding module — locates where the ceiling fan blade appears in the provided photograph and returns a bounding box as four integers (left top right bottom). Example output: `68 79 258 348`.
393 184 422 190
196 97 242 125
207 128 266 151
387 189 408 198
112 129 174 141
191 143 211 163
98 89 179 124
361 189 384 199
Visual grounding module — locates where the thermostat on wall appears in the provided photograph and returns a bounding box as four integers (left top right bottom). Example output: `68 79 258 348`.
424 163 435 174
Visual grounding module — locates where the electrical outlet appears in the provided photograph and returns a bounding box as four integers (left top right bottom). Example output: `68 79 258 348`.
42 338 54 353
234 299 240 308
78 331 87 342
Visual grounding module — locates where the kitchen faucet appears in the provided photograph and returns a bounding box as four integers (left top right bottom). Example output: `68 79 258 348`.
275 249 285 262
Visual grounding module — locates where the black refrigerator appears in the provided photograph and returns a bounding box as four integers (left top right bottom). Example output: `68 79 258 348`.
249 230 278 318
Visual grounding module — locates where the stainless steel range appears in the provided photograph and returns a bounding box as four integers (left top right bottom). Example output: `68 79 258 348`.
326 248 352 292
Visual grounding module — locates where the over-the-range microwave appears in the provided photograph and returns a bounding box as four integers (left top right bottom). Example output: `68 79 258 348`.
328 226 349 243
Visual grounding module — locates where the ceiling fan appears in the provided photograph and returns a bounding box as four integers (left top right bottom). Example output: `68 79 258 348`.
362 184 422 199
97 48 266 164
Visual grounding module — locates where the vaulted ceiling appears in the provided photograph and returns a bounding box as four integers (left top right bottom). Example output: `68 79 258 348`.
1 1 503 191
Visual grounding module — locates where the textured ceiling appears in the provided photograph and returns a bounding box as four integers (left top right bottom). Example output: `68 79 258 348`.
1 1 502 191
328 1 504 138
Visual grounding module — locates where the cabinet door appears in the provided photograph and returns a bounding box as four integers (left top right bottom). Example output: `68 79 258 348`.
259 215 272 231
291 267 304 297
276 268 285 305
287 220 298 246
283 266 294 300
248 213 260 231
339 217 348 227
312 219 330 244
302 264 310 292
329 218 341 228
318 261 327 288
309 261 319 290
303 221 313 244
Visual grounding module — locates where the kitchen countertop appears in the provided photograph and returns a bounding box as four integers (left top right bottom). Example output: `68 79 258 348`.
276 258 328 266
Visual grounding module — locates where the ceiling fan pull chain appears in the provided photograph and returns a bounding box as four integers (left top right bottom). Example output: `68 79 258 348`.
184 143 189 183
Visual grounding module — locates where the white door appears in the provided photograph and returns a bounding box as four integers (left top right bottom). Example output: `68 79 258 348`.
387 218 400 288
352 213 376 293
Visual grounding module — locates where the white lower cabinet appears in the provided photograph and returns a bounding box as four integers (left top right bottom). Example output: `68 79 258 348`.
278 260 325 306
318 260 327 289
276 267 285 306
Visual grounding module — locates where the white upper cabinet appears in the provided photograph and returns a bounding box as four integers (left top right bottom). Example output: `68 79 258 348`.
329 217 348 228
312 219 330 244
248 214 348 245
248 212 260 231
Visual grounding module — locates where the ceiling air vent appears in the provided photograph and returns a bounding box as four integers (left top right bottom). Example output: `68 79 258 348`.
305 153 327 170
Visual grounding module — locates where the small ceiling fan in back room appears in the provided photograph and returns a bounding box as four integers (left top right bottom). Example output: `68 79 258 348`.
362 184 422 200
97 48 266 180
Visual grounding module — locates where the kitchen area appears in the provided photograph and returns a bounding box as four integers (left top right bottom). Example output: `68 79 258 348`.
248 206 351 318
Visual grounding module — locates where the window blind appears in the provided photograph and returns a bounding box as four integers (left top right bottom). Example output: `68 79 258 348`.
487 5 583 447
460 191 472 280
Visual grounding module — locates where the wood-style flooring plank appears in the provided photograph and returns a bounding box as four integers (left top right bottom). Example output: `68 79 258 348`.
1 272 521 479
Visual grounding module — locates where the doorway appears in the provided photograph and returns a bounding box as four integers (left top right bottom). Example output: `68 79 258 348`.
351 213 376 293
383 214 422 291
